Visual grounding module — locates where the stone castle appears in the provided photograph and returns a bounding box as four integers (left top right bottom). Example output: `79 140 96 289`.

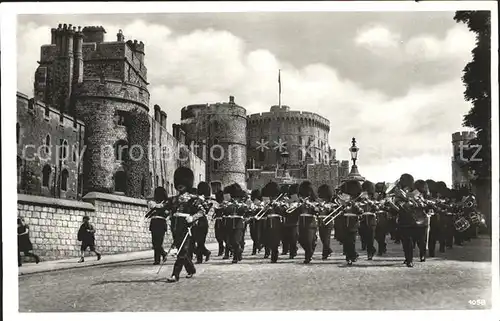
451 131 476 190
17 23 346 201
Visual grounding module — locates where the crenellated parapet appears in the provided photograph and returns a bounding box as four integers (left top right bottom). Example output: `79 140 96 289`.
248 106 330 132
452 131 476 144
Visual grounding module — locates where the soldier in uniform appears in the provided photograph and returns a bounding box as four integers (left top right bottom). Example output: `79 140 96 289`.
333 186 345 247
436 182 455 250
146 187 169 265
297 181 318 264
317 184 334 260
249 189 264 255
359 181 378 260
165 167 203 283
223 183 247 264
413 180 431 262
194 182 212 264
426 179 446 256
261 181 284 263
282 183 300 259
340 180 363 266
280 185 290 255
374 182 389 255
213 190 228 257
392 173 418 267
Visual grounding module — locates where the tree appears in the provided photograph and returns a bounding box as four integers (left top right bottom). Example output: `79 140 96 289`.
454 11 491 184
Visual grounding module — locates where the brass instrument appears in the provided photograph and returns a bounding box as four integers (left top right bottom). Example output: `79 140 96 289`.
286 197 310 214
323 192 367 226
254 193 286 220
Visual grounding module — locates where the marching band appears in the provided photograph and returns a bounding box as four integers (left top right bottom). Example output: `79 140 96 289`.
146 167 487 282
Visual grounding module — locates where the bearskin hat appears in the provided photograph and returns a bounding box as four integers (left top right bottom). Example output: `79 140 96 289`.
342 180 362 197
174 167 194 191
317 184 333 201
288 183 299 196
251 189 262 201
223 183 244 199
425 179 437 197
215 190 224 203
298 181 316 200
197 182 211 197
262 181 280 198
153 186 168 202
375 182 386 194
414 180 428 194
435 181 448 196
399 173 414 190
362 181 375 195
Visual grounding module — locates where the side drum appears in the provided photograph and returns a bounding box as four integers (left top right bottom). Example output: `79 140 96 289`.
454 216 470 232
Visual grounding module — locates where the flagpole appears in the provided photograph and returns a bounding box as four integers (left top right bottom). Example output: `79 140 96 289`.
278 69 281 108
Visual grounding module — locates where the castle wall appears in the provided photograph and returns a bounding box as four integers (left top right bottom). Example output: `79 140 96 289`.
17 92 85 200
149 113 206 196
17 193 219 261
247 106 330 171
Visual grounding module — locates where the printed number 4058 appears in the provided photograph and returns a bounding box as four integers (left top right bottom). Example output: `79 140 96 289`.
468 299 486 306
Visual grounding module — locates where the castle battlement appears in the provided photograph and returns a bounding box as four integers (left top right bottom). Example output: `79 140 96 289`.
247 107 330 131
452 131 476 143
181 96 247 120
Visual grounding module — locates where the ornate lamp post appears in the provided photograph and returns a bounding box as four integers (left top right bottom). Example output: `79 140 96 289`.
345 137 365 182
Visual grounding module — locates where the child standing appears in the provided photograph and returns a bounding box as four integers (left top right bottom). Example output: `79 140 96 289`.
77 216 102 263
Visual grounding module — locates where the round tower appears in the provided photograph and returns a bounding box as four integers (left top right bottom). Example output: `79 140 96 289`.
181 96 247 192
74 31 151 197
247 105 330 171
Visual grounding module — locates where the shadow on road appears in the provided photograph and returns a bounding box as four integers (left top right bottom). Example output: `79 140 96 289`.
92 278 165 286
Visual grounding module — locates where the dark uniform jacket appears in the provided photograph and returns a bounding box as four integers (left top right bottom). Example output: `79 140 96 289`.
167 193 205 247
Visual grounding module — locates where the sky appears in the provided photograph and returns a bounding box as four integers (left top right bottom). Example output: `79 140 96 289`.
16 12 477 186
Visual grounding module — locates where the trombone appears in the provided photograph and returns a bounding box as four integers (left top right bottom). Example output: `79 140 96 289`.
254 193 285 220
323 192 366 226
286 197 309 214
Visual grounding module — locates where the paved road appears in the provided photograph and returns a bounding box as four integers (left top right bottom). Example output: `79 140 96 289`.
19 236 492 312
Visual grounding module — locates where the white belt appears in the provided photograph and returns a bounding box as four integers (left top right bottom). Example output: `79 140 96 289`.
318 215 328 218
226 215 244 219
300 213 315 217
267 214 282 218
344 213 358 217
361 212 376 216
150 216 166 220
174 213 191 218
215 217 223 220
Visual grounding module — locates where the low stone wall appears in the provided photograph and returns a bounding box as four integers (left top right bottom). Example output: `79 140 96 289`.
17 193 219 261
17 194 96 261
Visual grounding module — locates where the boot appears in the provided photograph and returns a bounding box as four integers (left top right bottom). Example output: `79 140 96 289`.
205 251 211 262
78 257 84 263
218 244 224 256
166 275 179 283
